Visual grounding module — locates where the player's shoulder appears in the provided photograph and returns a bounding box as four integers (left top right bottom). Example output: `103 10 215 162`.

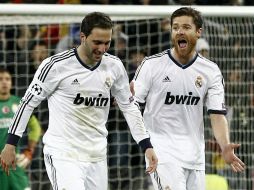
145 49 169 62
140 49 169 69
49 48 75 61
197 53 218 68
102 52 124 70
36 48 76 82
42 48 76 67
103 52 122 63
197 54 221 73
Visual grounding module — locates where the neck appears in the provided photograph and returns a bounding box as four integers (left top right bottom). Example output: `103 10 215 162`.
77 46 96 67
0 93 10 101
171 48 196 65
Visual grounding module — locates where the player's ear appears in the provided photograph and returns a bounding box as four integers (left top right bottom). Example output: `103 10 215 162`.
80 32 87 41
197 28 202 38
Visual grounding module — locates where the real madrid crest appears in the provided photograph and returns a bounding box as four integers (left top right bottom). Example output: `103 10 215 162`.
195 76 202 88
2 106 10 114
105 77 112 89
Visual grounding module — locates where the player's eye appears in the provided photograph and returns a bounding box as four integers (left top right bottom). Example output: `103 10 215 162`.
183 25 191 30
172 26 178 30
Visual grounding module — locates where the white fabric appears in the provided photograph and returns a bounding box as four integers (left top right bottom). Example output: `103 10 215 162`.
9 48 149 162
150 162 205 190
133 49 226 170
44 154 107 190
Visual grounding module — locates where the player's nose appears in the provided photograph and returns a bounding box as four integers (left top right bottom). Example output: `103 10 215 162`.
177 28 184 35
98 44 106 53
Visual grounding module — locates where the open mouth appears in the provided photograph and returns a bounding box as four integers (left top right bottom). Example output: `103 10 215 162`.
94 52 103 59
178 39 187 49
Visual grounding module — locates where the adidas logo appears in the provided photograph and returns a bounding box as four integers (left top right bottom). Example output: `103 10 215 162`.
162 76 171 82
71 78 80 85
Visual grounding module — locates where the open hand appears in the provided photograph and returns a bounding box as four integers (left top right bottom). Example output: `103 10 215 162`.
221 143 245 172
0 144 16 175
145 148 158 174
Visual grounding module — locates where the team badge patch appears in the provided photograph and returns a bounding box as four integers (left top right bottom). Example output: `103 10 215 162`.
165 186 172 190
31 84 42 95
195 76 202 88
105 77 112 89
2 106 10 114
129 96 134 103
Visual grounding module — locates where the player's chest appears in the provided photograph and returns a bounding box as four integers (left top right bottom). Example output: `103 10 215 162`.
152 66 208 96
57 70 114 97
0 102 18 118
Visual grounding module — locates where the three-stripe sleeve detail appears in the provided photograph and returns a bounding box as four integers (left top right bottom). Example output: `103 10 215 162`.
133 58 147 81
134 102 140 109
134 50 168 80
45 154 58 190
9 92 34 134
38 50 75 82
154 170 163 190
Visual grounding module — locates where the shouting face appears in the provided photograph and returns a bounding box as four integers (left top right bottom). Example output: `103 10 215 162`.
171 16 201 58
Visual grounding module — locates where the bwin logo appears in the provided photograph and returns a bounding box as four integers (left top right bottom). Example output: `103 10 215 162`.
164 92 200 105
74 93 109 107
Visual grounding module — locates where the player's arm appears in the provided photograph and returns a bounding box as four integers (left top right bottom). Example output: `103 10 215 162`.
131 57 151 103
210 114 245 172
131 58 157 173
0 58 59 175
111 60 157 173
17 115 42 169
206 66 244 173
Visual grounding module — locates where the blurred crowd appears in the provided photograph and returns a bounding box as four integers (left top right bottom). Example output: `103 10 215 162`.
1 0 254 6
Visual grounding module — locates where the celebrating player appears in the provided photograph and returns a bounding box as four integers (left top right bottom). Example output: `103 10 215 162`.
131 7 245 190
0 68 41 190
0 12 157 190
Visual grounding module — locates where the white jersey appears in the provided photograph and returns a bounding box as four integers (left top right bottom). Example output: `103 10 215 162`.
133 49 226 170
9 48 149 162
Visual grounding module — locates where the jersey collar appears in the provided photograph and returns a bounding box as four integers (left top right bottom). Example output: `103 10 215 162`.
168 49 198 69
74 48 101 71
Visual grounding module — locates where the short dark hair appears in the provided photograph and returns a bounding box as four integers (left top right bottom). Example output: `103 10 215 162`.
170 7 203 29
0 67 11 74
80 12 114 37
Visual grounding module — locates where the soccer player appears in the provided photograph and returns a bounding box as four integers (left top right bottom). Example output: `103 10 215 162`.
131 7 245 190
0 68 41 190
0 12 157 190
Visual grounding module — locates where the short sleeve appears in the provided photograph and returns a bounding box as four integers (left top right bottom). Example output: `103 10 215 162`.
206 68 227 115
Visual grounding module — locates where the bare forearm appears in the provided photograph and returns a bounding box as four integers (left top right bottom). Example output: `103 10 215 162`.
210 114 230 150
210 114 245 172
